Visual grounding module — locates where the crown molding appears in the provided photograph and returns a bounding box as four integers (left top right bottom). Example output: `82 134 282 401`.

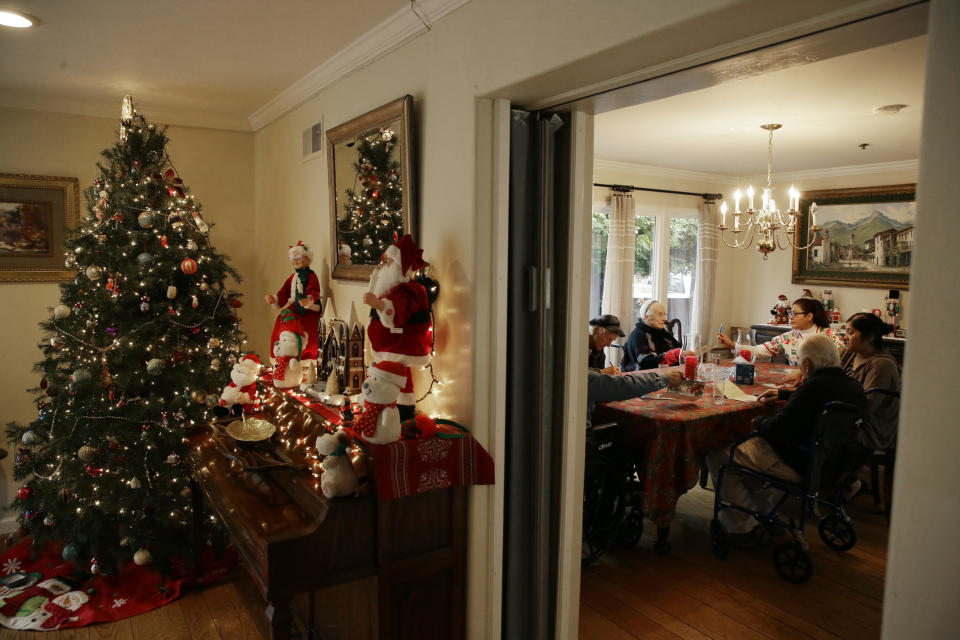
593 159 732 184
248 0 471 131
594 158 919 186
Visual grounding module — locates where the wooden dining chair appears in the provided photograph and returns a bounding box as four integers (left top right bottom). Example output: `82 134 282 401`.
665 318 682 343
865 387 900 520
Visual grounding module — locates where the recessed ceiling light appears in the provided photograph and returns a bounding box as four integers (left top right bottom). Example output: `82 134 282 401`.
872 104 908 115
0 9 37 28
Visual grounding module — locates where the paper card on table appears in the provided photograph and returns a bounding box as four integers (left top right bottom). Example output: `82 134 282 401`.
723 382 758 403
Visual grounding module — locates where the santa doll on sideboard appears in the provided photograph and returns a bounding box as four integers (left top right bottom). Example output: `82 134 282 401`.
362 235 432 420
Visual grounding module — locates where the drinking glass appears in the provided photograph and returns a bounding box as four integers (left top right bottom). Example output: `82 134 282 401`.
712 367 727 404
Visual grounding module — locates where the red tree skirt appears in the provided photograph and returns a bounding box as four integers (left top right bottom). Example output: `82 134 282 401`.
0 537 236 630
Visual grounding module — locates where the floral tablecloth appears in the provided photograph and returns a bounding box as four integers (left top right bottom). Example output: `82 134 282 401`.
592 362 796 528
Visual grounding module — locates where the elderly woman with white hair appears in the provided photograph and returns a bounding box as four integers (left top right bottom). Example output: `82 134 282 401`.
621 299 683 371
704 334 866 545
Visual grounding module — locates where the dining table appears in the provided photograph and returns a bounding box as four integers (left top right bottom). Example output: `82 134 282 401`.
591 361 798 553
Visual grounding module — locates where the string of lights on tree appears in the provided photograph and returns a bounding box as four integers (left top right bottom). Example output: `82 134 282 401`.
336 128 404 263
6 96 246 576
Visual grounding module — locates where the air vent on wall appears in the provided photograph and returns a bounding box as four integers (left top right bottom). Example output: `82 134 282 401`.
302 119 323 160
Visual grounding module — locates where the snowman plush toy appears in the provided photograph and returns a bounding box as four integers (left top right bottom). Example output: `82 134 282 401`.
215 354 261 417
353 361 407 445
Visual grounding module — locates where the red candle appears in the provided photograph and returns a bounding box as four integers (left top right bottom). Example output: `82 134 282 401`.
684 355 698 380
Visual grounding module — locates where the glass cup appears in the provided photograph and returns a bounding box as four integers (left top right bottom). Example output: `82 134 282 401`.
712 367 728 404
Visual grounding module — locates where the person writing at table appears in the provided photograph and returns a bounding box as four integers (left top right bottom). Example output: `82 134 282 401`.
704 334 866 545
621 300 684 371
588 314 625 375
717 297 845 384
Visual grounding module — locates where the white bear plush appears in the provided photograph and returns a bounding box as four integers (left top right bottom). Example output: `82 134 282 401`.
353 361 407 445
315 431 359 498
218 354 260 413
272 329 308 389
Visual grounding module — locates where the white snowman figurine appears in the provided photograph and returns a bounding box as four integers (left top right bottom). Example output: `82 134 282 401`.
272 328 308 389
353 361 407 445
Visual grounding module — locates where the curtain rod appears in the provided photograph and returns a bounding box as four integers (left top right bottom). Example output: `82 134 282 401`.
594 182 722 201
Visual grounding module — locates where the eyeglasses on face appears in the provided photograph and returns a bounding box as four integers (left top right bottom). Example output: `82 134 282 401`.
788 310 811 317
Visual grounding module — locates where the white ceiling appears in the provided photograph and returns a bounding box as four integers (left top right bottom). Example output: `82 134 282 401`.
0 0 411 130
594 36 927 177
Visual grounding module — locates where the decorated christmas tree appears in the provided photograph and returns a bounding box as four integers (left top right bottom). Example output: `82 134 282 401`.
6 97 246 575
336 128 403 263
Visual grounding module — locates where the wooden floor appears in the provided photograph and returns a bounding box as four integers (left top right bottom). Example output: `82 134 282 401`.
0 575 268 640
580 486 888 640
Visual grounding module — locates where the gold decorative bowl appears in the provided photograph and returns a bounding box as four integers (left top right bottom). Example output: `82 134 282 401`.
225 417 277 442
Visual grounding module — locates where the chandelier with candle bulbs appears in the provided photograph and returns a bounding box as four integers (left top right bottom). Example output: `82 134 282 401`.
718 124 818 259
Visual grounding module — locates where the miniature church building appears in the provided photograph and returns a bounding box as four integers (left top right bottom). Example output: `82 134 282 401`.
318 301 366 395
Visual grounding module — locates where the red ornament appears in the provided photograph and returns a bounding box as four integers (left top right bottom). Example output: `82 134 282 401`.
160 235 168 248
181 258 197 274
229 298 243 309
17 486 33 500
85 465 102 477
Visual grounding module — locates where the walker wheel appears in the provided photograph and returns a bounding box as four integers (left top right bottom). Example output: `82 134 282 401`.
773 542 813 583
710 519 728 558
616 510 644 548
818 514 857 551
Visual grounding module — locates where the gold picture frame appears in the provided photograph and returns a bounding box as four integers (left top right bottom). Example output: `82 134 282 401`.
326 95 415 281
0 173 79 282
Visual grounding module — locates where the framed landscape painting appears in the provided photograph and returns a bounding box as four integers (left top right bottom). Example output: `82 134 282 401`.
0 174 79 282
792 184 915 289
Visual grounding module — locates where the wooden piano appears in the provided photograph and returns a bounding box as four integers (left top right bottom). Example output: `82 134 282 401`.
189 386 467 640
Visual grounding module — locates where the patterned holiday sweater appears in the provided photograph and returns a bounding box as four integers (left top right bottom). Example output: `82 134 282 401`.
743 326 845 366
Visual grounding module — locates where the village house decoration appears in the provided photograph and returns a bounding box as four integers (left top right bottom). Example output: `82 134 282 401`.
792 184 915 289
318 303 366 395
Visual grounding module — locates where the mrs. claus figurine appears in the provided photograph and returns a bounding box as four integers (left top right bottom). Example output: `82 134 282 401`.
265 241 323 384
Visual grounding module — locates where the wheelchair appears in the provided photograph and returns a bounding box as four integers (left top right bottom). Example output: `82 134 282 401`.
710 401 870 583
581 421 645 566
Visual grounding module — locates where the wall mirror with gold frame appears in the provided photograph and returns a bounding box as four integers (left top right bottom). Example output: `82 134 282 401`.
326 95 414 281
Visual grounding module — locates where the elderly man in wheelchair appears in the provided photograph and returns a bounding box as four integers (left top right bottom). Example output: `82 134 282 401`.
705 334 869 582
582 368 681 564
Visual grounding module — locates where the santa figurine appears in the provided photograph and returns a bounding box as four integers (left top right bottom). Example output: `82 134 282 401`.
216 354 261 416
265 241 323 384
770 294 790 325
362 235 432 420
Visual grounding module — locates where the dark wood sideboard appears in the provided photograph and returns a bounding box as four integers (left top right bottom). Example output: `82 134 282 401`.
750 323 906 367
190 387 467 640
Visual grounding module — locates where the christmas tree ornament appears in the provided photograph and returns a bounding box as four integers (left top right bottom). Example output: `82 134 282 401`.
363 236 373 247
136 252 155 267
105 327 118 336
86 465 103 477
43 515 55 527
168 212 184 230
71 368 91 384
191 389 206 404
186 239 198 251
120 537 131 547
133 549 152 566
49 335 60 348
160 235 168 248
62 543 80 562
77 445 96 462
127 477 141 489
24 510 40 521
200 280 209 291
207 337 221 348
58 488 73 504
53 304 71 320
85 265 103 280
146 358 164 375
209 358 221 371
192 212 209 234
191 295 199 309
166 454 180 465
180 486 191 498
98 234 107 244
140 294 151 312
64 254 76 268
17 486 33 500
167 285 177 299
90 559 101 575
180 257 198 274
21 430 40 445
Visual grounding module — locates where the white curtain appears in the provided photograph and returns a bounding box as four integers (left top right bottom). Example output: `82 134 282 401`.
691 199 719 339
601 190 635 332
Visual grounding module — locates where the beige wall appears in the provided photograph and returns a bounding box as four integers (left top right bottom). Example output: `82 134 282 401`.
0 106 255 528
883 0 960 635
